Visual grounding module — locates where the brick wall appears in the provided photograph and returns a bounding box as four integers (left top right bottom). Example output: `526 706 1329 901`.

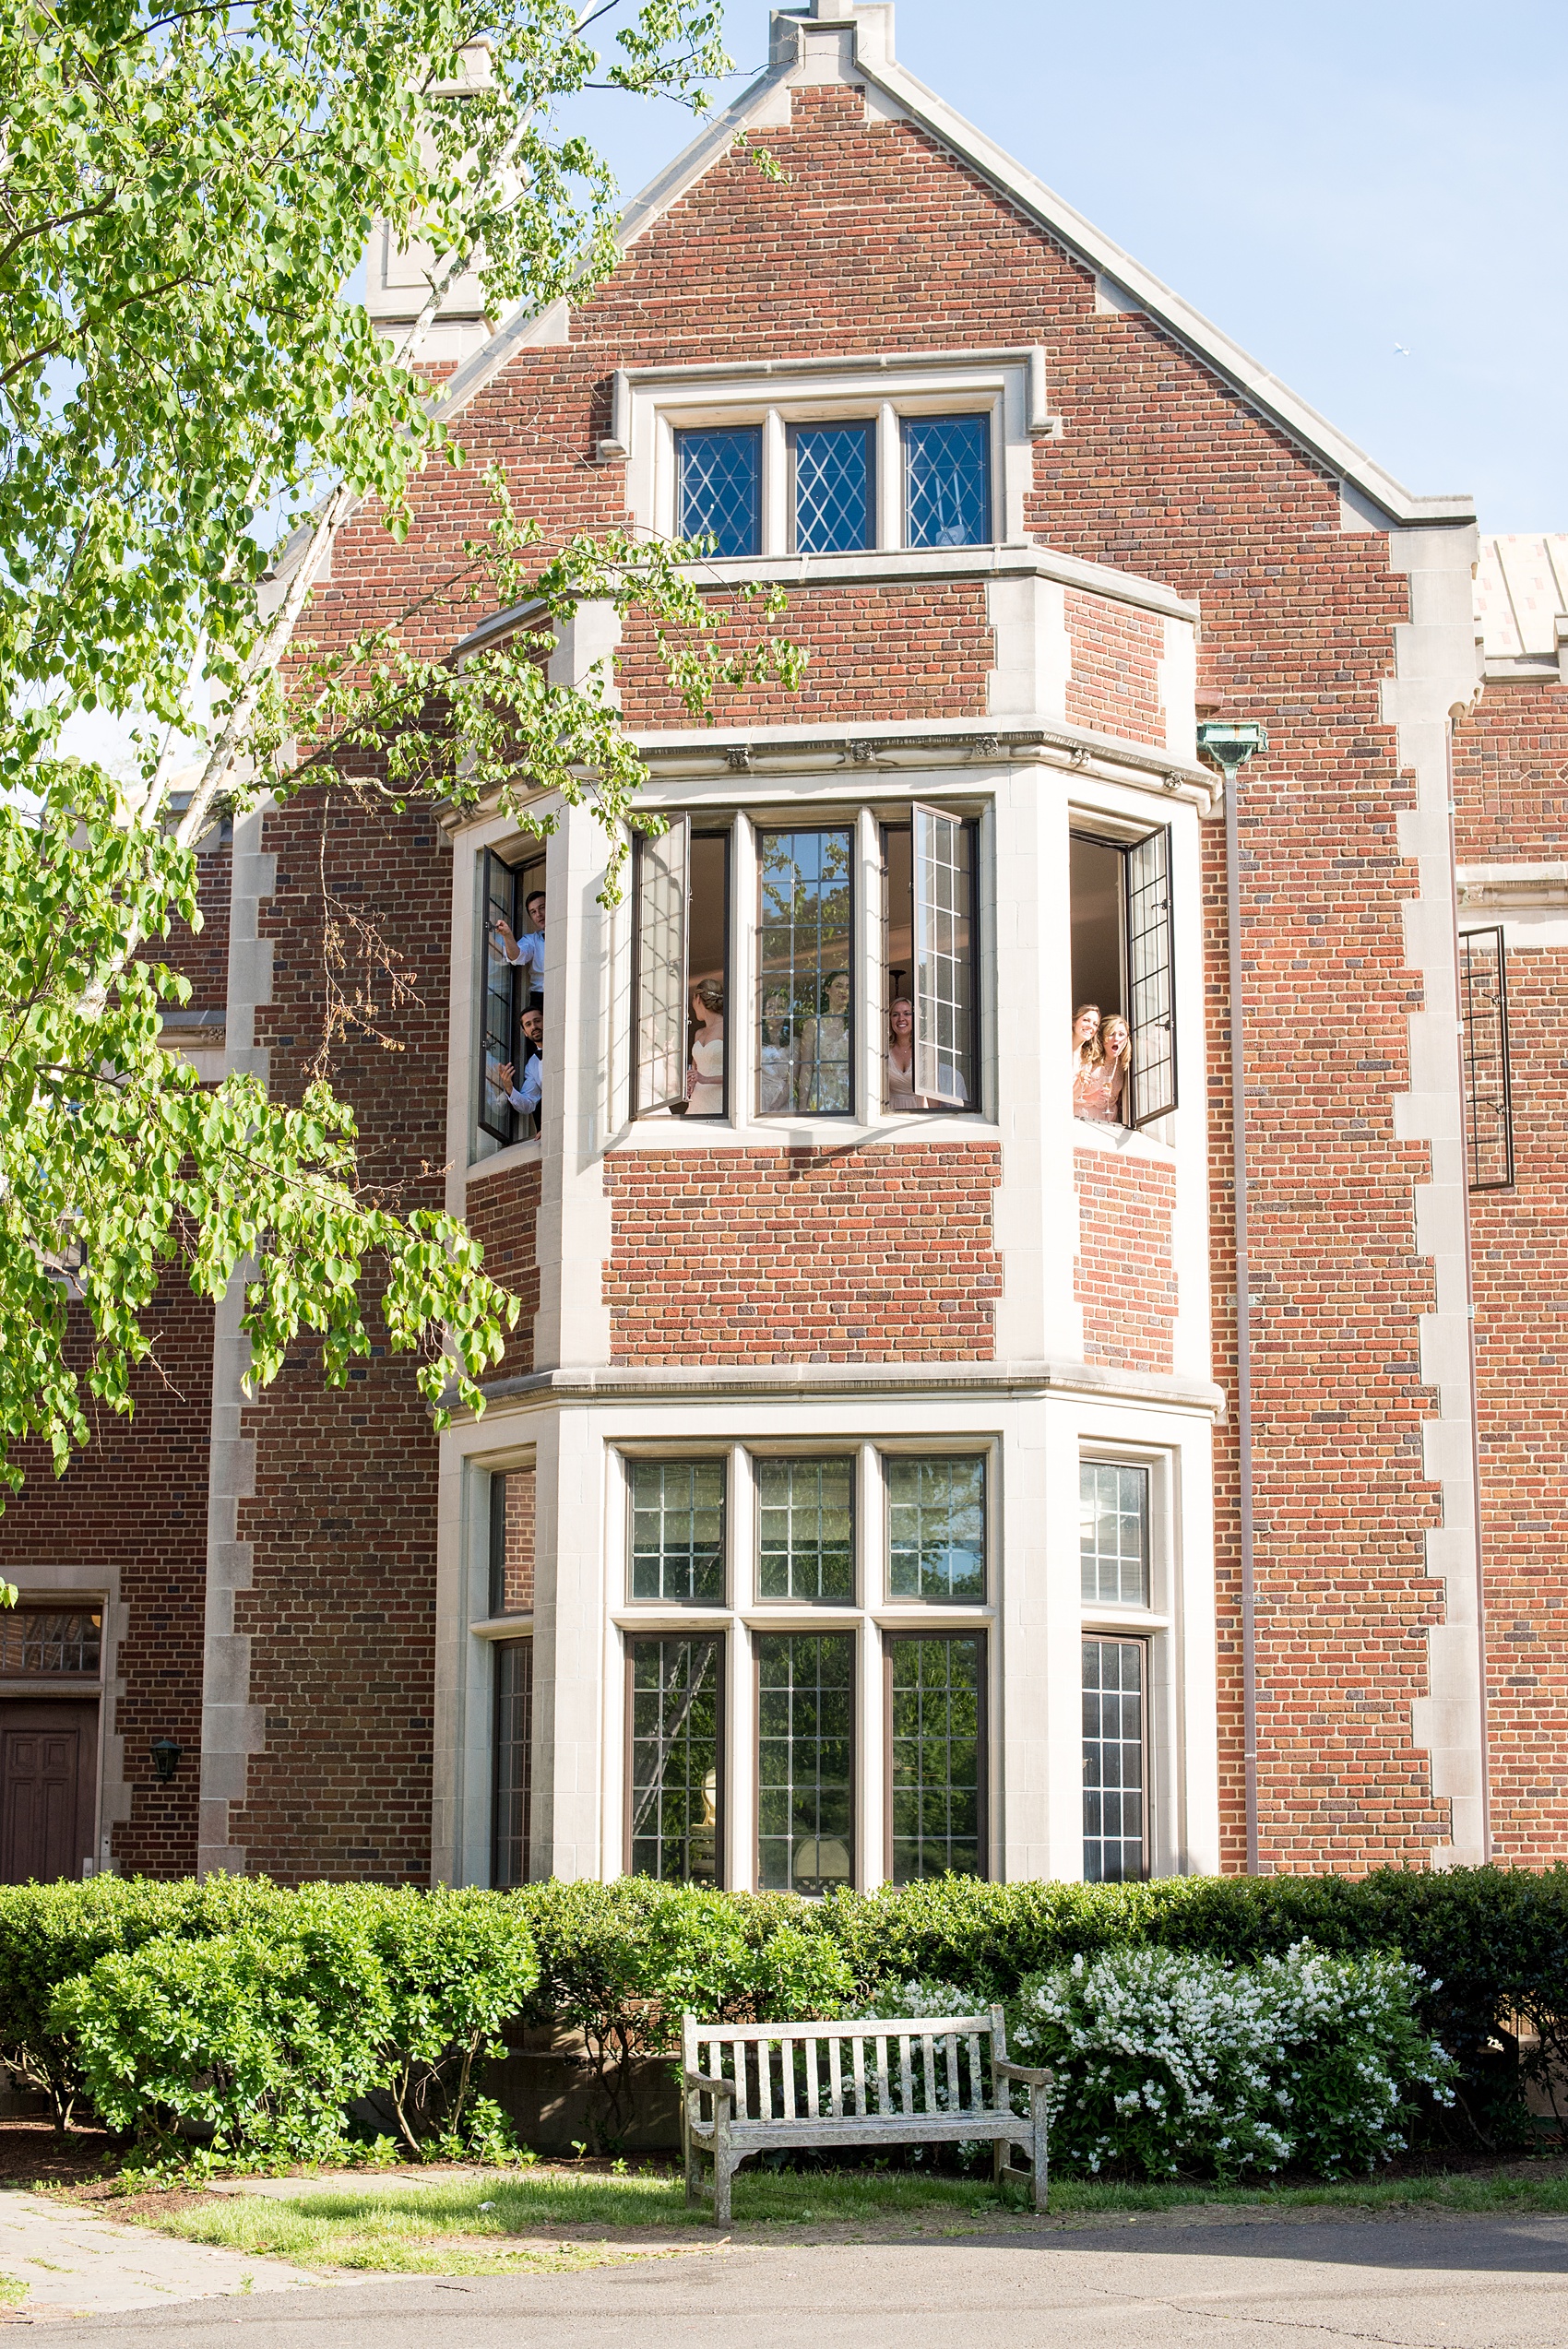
466 1158 542 1382
604 1144 1002 1363
1064 590 1165 746
1454 683 1568 1864
1073 1146 1177 1373
498 1466 535 1614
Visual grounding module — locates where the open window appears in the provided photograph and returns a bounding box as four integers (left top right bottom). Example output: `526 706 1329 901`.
633 822 730 1119
479 847 545 1146
1069 826 1176 1130
882 808 977 1112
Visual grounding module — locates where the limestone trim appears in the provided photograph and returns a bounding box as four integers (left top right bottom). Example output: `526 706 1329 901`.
196 800 276 1877
470 1357 1227 1416
1384 524 1490 1867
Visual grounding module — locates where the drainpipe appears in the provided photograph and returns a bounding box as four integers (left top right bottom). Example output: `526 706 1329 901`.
1198 720 1269 1876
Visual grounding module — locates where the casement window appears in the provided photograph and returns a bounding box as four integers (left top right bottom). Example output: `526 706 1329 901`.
756 1631 854 1894
674 411 993 561
1460 926 1514 1191
1069 826 1177 1128
632 823 730 1120
626 1633 723 1884
617 1445 992 1892
492 1640 533 1889
886 1632 985 1883
1081 1636 1147 1883
883 809 978 1111
629 1459 727 1604
886 1456 985 1601
479 845 546 1146
756 825 856 1114
1079 1462 1149 1608
757 1458 854 1601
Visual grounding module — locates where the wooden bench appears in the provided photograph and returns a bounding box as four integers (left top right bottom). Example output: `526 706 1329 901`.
681 2008 1052 2224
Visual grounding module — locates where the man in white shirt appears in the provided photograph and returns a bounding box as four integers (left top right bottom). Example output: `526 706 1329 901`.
497 1004 544 1121
492 888 546 1006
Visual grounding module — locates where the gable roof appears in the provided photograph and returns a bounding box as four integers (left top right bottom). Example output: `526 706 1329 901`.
426 0 1473 530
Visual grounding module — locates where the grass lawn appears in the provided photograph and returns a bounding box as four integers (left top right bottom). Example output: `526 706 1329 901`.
87 2160 1568 2275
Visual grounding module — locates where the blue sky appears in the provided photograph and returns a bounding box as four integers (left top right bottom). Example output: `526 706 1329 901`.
581 0 1568 532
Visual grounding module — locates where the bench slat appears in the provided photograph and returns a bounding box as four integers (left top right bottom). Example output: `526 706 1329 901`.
687 2111 1031 2150
828 2035 843 2118
851 2034 867 2119
690 2016 993 2046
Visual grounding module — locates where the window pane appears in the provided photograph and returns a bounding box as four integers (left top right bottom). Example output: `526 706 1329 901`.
481 849 519 1143
1125 826 1176 1124
793 421 873 553
1079 1462 1149 1607
628 1635 722 1883
911 806 974 1107
629 1460 726 1602
888 1635 982 1882
634 819 688 1113
903 414 991 548
756 1633 854 1893
678 426 761 559
886 1457 985 1600
492 1639 532 1889
683 832 729 1118
1082 1637 1146 1884
0 1609 101 1676
489 1466 536 1618
1460 927 1514 1190
757 1459 854 1600
755 827 854 1115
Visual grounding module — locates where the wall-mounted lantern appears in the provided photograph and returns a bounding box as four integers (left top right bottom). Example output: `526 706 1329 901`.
149 1738 184 1784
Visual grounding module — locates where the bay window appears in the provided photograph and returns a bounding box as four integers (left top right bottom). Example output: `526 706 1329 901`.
627 1633 723 1883
756 825 855 1115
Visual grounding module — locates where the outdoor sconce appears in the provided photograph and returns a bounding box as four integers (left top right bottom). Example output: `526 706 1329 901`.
149 1738 184 1784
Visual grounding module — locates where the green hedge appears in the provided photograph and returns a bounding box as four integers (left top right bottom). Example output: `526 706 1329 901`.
2 1867 1563 2158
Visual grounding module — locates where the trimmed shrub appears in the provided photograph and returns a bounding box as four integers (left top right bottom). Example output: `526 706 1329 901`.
51 1884 539 2163
1005 1944 1457 2180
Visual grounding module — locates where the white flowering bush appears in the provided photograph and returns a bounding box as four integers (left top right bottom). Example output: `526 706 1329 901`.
1006 1942 1456 2181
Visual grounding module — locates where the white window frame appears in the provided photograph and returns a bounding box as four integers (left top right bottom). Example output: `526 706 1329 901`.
620 351 1039 558
1077 1441 1178 1881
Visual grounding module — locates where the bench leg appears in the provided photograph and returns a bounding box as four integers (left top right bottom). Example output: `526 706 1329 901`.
712 2101 735 2226
992 2131 1009 2192
683 2096 698 2206
1028 2083 1050 2216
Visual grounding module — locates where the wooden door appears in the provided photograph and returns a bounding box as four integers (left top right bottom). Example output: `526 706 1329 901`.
0 1702 98 1883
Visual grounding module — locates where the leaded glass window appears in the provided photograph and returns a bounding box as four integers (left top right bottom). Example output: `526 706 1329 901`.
627 1634 722 1883
887 1634 983 1882
755 827 854 1115
480 849 520 1144
792 421 873 553
1080 1462 1149 1607
1124 826 1176 1124
886 1457 985 1600
911 804 974 1107
634 818 689 1114
629 1460 726 1603
756 1633 853 1893
1082 1637 1146 1883
492 1639 532 1889
757 1459 854 1600
1461 927 1514 1190
903 414 991 549
677 426 761 559
0 1609 101 1676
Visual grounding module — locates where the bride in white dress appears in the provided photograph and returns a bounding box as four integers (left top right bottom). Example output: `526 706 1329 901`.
685 978 725 1115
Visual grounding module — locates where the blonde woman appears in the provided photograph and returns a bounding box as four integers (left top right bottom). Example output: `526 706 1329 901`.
1071 1002 1102 1120
685 978 725 1115
1080 1012 1132 1124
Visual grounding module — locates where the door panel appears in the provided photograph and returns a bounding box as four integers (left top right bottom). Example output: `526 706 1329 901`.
0 1702 98 1882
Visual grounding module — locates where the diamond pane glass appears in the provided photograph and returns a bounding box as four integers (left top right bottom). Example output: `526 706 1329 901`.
888 1635 982 1882
886 1457 985 1600
903 414 991 548
757 1459 854 1600
1083 1638 1146 1883
629 1460 726 1602
793 422 873 553
1080 1462 1149 1607
757 1633 854 1893
678 427 761 558
628 1635 721 1883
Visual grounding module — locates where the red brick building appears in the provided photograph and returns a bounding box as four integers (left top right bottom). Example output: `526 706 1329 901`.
2 0 1558 1892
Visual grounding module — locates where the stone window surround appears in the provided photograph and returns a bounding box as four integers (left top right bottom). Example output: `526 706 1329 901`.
0 1562 128 1877
603 348 1059 559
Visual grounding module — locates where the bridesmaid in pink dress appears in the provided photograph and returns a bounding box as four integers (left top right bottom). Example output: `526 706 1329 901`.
1079 1013 1131 1124
1071 1002 1102 1119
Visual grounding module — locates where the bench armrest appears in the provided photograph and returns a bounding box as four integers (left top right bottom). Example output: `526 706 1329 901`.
683 2069 737 2105
994 2058 1054 2089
